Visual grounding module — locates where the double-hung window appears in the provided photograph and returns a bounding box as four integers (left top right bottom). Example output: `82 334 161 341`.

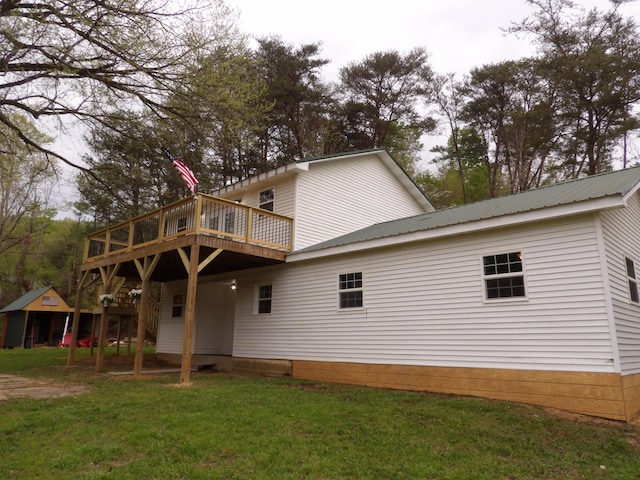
259 188 275 212
626 257 639 303
339 272 363 309
482 252 526 300
172 294 184 317
256 285 273 314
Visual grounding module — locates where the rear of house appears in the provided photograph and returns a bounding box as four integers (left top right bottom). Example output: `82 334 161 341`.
136 154 640 420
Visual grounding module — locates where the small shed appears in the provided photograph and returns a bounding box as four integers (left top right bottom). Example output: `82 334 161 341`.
1 287 90 348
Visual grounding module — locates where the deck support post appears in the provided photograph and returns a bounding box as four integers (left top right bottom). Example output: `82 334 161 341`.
96 264 120 372
133 254 161 377
67 270 91 366
180 245 200 385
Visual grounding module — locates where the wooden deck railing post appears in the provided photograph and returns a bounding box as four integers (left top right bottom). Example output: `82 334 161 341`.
245 207 253 244
104 229 111 257
194 194 202 234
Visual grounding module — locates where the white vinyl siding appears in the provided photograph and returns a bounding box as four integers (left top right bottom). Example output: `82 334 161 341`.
232 215 615 373
218 177 295 219
599 192 640 374
156 282 186 354
193 282 235 355
156 280 235 356
293 154 427 251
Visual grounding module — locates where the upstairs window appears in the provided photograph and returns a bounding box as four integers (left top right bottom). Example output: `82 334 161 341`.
483 252 526 300
177 217 187 232
259 188 275 212
257 285 273 314
339 272 363 309
626 257 639 303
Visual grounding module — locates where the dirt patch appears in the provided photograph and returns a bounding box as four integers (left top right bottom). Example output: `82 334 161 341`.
0 374 90 401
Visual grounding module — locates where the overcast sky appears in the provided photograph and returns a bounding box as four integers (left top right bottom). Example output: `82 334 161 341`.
53 0 640 217
227 0 640 81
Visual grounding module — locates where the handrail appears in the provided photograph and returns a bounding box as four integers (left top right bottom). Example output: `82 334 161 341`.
84 193 293 262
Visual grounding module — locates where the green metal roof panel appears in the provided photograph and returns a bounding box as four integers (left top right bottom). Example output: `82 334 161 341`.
0 286 52 313
295 166 640 254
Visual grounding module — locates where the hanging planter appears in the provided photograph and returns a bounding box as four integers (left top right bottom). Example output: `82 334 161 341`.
99 293 115 308
128 289 142 305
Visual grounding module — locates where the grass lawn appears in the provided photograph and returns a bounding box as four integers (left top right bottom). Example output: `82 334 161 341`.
1 348 639 479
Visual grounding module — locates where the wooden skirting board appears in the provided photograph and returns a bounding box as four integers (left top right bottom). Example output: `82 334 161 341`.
293 360 640 422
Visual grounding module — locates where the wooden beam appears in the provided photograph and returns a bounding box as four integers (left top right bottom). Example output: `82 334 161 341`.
197 248 223 273
177 247 190 273
180 244 200 385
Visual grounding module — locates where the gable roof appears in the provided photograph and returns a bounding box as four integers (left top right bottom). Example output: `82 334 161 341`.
212 148 434 211
290 166 640 259
1 286 53 313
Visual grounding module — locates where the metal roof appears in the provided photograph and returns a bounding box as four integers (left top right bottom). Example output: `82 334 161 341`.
1 286 53 313
293 166 640 255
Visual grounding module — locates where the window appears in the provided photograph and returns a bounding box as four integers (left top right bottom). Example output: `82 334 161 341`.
339 272 363 308
172 294 183 317
483 252 525 299
177 217 187 232
626 257 639 303
257 285 272 314
259 188 274 212
224 211 235 233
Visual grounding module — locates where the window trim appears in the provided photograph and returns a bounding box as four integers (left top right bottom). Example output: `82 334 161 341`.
338 272 364 310
171 294 184 318
481 251 527 302
625 256 640 304
255 284 273 315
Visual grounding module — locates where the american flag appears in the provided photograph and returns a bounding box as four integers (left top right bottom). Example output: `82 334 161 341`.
163 149 198 193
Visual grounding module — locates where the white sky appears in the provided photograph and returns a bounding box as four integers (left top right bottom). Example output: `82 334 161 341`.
53 0 640 217
227 0 640 81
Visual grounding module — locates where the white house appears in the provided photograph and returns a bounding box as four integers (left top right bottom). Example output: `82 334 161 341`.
78 149 640 421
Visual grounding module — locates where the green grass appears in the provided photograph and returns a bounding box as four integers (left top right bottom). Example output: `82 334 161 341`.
1 348 639 479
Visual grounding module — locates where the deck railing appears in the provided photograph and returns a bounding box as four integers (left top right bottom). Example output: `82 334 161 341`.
84 194 293 262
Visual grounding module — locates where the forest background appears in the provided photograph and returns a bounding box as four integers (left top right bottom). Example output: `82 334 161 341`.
2 0 640 307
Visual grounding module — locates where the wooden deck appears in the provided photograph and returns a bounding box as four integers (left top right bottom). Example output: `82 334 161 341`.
81 194 293 281
70 194 294 380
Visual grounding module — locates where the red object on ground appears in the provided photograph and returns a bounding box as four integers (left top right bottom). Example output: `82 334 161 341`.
59 333 96 348
58 333 73 347
77 336 96 348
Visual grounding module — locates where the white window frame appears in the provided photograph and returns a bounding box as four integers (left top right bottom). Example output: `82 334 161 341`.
259 187 275 212
338 272 364 309
625 256 639 304
172 294 184 318
255 284 273 314
481 251 527 302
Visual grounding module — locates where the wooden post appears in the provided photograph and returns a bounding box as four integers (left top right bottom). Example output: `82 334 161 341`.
126 315 133 356
67 271 89 366
133 278 150 377
180 244 200 385
95 264 120 372
89 315 96 357
133 254 161 377
95 306 109 371
115 316 122 355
